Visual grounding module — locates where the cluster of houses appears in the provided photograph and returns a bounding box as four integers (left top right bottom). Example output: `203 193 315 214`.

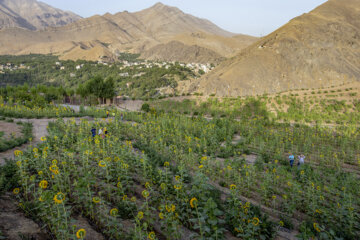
118 60 214 74
0 63 30 73
52 59 214 79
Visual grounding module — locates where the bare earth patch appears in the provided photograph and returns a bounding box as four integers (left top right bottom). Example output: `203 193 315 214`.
0 121 22 139
0 193 48 240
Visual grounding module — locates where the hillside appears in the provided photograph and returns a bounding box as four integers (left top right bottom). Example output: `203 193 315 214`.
0 0 81 30
0 2 257 63
190 0 360 96
141 41 225 64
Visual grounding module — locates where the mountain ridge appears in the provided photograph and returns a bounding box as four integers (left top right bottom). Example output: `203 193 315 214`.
0 0 81 30
0 2 257 63
190 0 360 96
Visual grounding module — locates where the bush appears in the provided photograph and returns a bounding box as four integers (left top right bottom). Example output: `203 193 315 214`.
0 160 20 194
141 103 150 112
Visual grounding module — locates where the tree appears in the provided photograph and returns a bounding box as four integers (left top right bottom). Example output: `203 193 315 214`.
102 77 116 99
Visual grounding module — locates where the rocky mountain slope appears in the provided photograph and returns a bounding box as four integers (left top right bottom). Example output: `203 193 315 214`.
141 41 225 64
190 0 360 96
0 2 257 63
0 0 81 30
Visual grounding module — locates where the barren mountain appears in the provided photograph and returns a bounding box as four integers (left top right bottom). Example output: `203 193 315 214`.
141 41 225 64
0 2 257 63
0 0 81 30
191 0 360 96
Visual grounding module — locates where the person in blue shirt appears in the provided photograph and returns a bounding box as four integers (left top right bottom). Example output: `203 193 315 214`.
289 154 295 167
91 127 96 137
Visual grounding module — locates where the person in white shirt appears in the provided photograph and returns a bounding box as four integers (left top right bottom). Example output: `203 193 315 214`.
298 154 305 168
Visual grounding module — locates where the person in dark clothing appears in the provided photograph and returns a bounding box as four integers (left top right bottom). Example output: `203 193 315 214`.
289 154 295 167
91 127 96 137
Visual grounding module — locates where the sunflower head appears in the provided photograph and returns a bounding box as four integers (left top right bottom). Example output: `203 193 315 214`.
190 197 197 208
110 208 118 217
53 192 65 204
76 228 86 239
137 211 144 220
148 231 156 240
98 160 106 168
13 188 20 195
252 217 260 226
92 197 100 204
142 190 150 199
39 180 48 189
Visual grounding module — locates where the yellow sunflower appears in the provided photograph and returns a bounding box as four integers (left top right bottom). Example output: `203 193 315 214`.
39 180 48 189
14 150 23 156
76 228 86 239
92 197 100 204
49 165 59 173
13 188 20 195
137 211 144 220
252 217 260 226
229 184 236 190
122 195 128 201
313 222 321 232
190 197 197 208
142 190 150 199
148 231 156 240
40 136 47 141
98 160 106 167
110 208 118 217
53 192 65 204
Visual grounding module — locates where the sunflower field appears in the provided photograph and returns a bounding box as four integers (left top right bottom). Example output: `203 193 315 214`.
8 109 360 240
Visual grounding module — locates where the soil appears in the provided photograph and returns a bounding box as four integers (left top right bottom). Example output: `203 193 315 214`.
0 121 22 139
116 100 143 112
73 216 105 240
0 193 48 240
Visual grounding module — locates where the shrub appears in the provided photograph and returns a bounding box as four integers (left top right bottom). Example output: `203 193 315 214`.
141 103 150 112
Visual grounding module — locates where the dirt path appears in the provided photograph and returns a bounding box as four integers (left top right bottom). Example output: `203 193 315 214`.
0 121 22 139
0 117 93 165
0 193 48 240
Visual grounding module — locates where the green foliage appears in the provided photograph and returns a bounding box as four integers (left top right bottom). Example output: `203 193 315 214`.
0 54 196 99
0 160 20 194
141 103 150 112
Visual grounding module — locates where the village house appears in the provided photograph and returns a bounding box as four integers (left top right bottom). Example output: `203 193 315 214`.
119 72 129 77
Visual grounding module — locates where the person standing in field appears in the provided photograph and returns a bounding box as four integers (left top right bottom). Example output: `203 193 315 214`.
106 111 109 118
289 153 295 167
91 127 96 137
298 154 305 168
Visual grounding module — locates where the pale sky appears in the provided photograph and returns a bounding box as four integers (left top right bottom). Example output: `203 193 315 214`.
41 0 328 36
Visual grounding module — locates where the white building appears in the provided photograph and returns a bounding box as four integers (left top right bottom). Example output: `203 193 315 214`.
119 72 129 77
